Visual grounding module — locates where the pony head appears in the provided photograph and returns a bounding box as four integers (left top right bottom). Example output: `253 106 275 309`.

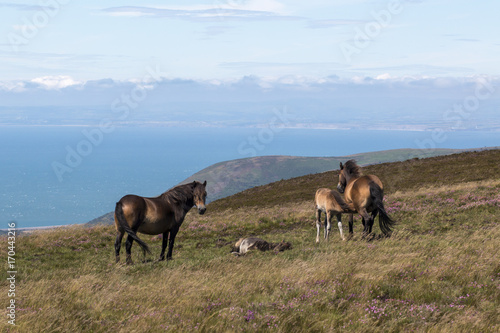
337 160 361 193
337 162 347 193
193 180 207 215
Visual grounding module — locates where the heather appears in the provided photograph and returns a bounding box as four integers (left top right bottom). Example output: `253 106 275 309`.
1 150 499 332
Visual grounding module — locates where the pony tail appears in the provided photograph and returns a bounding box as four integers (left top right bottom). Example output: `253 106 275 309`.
115 201 151 256
369 183 396 235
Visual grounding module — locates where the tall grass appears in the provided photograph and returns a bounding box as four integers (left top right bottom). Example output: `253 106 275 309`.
1 151 499 332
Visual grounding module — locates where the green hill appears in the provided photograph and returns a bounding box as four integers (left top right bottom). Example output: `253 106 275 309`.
209 148 500 211
180 148 469 201
3 149 499 332
87 147 476 226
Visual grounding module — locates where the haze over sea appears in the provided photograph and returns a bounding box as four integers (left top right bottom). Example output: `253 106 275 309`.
1 125 498 228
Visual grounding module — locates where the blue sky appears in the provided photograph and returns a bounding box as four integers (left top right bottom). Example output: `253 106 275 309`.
0 1 499 131
1 0 499 83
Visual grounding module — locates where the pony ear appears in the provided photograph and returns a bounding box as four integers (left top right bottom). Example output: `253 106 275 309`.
192 181 197 187
203 180 207 187
339 162 343 170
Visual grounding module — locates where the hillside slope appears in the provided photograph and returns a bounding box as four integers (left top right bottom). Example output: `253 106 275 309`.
3 149 499 332
209 148 500 211
181 148 468 201
86 149 492 226
87 148 473 226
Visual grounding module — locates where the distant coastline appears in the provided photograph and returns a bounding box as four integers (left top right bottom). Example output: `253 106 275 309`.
1 123 500 132
0 224 78 235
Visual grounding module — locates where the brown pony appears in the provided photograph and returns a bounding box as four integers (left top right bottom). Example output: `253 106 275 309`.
315 188 355 242
114 181 207 264
337 160 395 236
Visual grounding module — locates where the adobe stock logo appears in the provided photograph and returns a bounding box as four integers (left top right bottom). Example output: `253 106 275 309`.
8 0 71 52
339 0 405 63
415 78 495 152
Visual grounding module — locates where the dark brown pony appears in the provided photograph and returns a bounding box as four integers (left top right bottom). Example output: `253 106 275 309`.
337 160 394 236
114 180 207 264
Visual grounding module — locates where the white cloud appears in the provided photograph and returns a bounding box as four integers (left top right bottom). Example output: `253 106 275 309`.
100 1 298 21
30 76 82 90
106 11 153 18
1 74 498 94
307 19 366 29
375 73 392 80
0 80 26 92
143 1 286 13
232 0 286 13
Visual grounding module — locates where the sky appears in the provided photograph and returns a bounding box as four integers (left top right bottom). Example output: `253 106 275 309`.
0 0 499 130
0 0 499 82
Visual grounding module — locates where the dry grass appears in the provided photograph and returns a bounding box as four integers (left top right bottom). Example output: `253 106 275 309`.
1 150 500 332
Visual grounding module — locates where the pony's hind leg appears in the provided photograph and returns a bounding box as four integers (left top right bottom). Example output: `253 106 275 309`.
166 226 179 260
159 231 168 261
125 234 134 265
325 211 332 241
369 210 378 234
115 231 124 263
359 209 371 238
315 209 322 243
336 213 345 241
348 214 354 235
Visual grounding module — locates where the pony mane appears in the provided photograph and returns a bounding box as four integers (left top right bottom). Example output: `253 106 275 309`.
160 183 194 203
343 159 362 178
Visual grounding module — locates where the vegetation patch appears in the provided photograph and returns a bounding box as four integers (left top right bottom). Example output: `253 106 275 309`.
1 150 499 332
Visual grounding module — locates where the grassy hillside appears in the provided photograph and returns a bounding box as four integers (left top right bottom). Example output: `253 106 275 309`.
87 148 472 226
210 149 500 210
182 148 469 201
1 149 499 332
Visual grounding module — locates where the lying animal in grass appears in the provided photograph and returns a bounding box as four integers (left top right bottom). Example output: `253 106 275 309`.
230 237 292 256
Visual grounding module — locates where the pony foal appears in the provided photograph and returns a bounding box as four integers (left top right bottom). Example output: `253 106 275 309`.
315 188 355 242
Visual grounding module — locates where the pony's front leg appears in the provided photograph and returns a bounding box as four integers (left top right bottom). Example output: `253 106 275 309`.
315 209 322 243
166 226 179 260
115 232 124 263
158 231 168 261
336 213 345 241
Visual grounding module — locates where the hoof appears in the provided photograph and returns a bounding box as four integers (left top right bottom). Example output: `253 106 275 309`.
115 256 120 263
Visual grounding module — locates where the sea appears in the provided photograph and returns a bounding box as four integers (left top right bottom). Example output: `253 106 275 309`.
1 125 499 228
